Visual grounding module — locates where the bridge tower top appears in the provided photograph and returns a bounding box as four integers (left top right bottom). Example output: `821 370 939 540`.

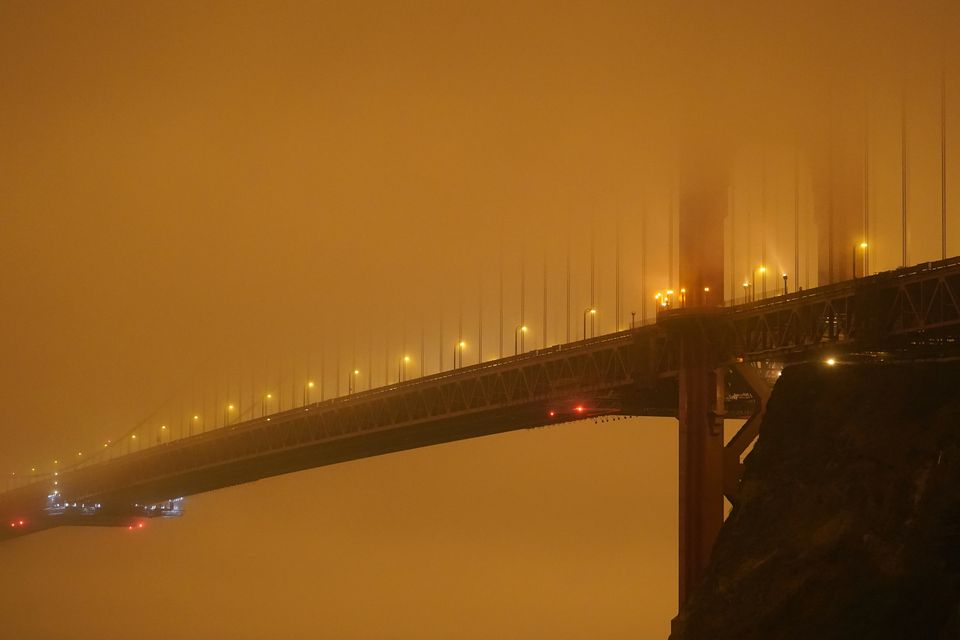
679 157 727 306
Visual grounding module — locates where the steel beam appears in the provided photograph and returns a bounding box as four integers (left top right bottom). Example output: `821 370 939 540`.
722 362 771 505
677 325 725 605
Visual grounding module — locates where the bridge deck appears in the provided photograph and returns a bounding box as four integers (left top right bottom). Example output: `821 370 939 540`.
4 258 960 539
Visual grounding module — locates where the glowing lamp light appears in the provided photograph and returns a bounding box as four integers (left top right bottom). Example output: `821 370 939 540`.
825 358 837 366
589 309 596 315
704 287 710 292
353 369 360 375
548 410 556 417
860 242 868 249
404 356 411 362
307 381 315 388
574 405 585 413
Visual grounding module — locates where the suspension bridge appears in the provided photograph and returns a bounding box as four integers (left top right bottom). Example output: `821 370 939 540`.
3 77 959 608
4 240 960 603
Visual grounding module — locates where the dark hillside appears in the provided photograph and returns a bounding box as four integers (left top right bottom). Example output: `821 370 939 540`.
671 361 960 640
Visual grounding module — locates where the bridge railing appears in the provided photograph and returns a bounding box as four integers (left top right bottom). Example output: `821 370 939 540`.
1 320 663 496
8 256 960 496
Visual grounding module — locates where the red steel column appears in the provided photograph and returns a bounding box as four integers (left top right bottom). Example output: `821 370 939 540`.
811 109 865 285
678 160 726 306
677 328 725 605
677 158 727 605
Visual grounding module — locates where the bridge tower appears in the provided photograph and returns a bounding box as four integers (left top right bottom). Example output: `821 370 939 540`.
676 159 727 605
813 130 866 285
678 162 727 304
812 104 867 284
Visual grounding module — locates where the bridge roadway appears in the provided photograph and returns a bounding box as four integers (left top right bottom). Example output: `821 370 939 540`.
1 327 685 539
4 257 960 571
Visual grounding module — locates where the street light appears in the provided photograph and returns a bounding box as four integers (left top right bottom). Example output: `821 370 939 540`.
303 380 315 405
679 288 687 308
782 273 789 295
756 266 766 300
583 308 596 339
853 242 868 278
399 355 411 382
261 393 272 417
703 286 710 306
453 341 466 369
514 325 528 355
223 404 235 427
348 369 360 393
742 281 749 304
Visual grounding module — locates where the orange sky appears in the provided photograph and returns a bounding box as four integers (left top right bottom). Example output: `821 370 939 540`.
1 1 958 637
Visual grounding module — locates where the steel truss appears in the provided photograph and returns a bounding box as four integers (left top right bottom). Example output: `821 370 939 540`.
4 258 960 539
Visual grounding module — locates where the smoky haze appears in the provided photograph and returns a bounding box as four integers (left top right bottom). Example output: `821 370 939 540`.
1 2 958 638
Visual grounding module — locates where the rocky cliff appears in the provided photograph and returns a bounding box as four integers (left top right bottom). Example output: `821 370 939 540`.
670 361 960 640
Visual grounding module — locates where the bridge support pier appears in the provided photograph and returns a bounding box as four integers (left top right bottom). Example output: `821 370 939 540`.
677 330 725 606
